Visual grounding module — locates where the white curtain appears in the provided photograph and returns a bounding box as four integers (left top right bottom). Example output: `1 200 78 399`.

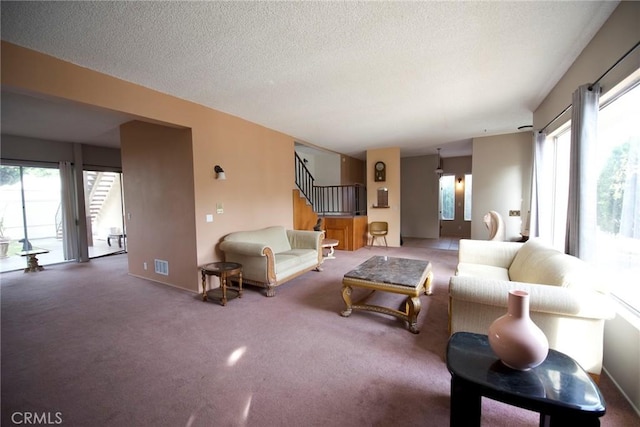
565 83 600 259
60 161 79 260
529 131 548 239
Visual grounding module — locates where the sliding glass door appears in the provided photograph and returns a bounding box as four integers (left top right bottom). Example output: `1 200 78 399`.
0 165 62 272
0 165 126 272
83 170 126 257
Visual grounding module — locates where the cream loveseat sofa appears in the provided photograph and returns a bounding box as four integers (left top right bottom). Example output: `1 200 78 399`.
448 238 614 379
219 226 323 297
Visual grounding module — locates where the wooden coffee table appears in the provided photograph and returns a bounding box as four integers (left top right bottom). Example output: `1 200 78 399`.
340 256 433 333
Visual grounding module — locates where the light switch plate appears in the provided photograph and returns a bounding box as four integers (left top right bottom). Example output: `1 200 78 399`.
206 214 213 222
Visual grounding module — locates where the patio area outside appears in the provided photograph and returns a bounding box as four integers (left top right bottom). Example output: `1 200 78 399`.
0 236 124 273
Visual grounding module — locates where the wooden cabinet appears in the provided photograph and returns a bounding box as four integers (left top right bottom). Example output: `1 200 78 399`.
324 216 368 251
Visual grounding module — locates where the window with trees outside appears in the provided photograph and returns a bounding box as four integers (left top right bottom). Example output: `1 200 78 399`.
593 80 640 313
440 175 455 220
546 78 639 313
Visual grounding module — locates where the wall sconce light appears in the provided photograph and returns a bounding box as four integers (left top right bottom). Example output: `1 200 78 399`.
214 165 226 180
458 177 463 184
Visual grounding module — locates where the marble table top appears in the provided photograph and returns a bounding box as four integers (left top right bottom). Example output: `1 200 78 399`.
343 256 431 288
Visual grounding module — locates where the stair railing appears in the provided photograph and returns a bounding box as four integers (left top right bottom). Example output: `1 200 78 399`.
315 184 367 216
294 153 366 216
295 153 315 206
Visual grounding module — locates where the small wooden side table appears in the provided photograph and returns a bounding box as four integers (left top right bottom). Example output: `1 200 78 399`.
20 249 50 273
200 262 243 306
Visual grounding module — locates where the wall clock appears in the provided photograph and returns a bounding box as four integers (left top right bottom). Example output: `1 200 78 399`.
374 161 386 182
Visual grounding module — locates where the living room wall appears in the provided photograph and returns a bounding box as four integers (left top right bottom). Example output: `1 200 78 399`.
471 132 532 241
120 121 198 290
366 147 401 246
534 1 640 135
1 134 122 170
1 41 295 293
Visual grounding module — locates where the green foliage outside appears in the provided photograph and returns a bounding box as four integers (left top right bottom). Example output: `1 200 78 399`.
597 141 629 234
0 166 57 186
440 176 455 220
0 166 21 186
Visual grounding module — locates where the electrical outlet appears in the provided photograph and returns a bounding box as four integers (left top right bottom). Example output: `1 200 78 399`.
509 210 521 217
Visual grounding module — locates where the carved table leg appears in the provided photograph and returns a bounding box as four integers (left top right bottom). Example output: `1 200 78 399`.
201 271 208 301
24 255 44 273
407 296 422 334
340 285 353 317
220 273 228 306
424 271 434 296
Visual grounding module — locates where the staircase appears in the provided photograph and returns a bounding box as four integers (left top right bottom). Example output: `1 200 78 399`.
55 171 118 239
293 189 319 230
85 171 117 229
294 153 367 217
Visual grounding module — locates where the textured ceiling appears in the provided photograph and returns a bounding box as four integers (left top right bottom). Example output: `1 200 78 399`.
1 1 618 158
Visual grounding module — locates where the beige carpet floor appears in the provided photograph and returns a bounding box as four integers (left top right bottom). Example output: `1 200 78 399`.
1 244 638 426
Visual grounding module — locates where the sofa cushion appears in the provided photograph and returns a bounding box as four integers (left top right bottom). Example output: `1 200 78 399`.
274 249 318 274
508 239 592 288
225 226 292 254
456 263 510 281
458 239 522 268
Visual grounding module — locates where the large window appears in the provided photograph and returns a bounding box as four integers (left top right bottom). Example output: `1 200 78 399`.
593 82 640 312
545 127 571 250
544 78 640 312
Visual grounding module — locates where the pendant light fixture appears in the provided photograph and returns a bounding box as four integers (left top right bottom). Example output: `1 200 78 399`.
435 148 444 177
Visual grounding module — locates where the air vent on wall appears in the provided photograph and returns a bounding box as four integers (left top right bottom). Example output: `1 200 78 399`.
154 259 169 276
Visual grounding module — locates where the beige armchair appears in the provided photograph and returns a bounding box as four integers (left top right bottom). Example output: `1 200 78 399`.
449 239 615 380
